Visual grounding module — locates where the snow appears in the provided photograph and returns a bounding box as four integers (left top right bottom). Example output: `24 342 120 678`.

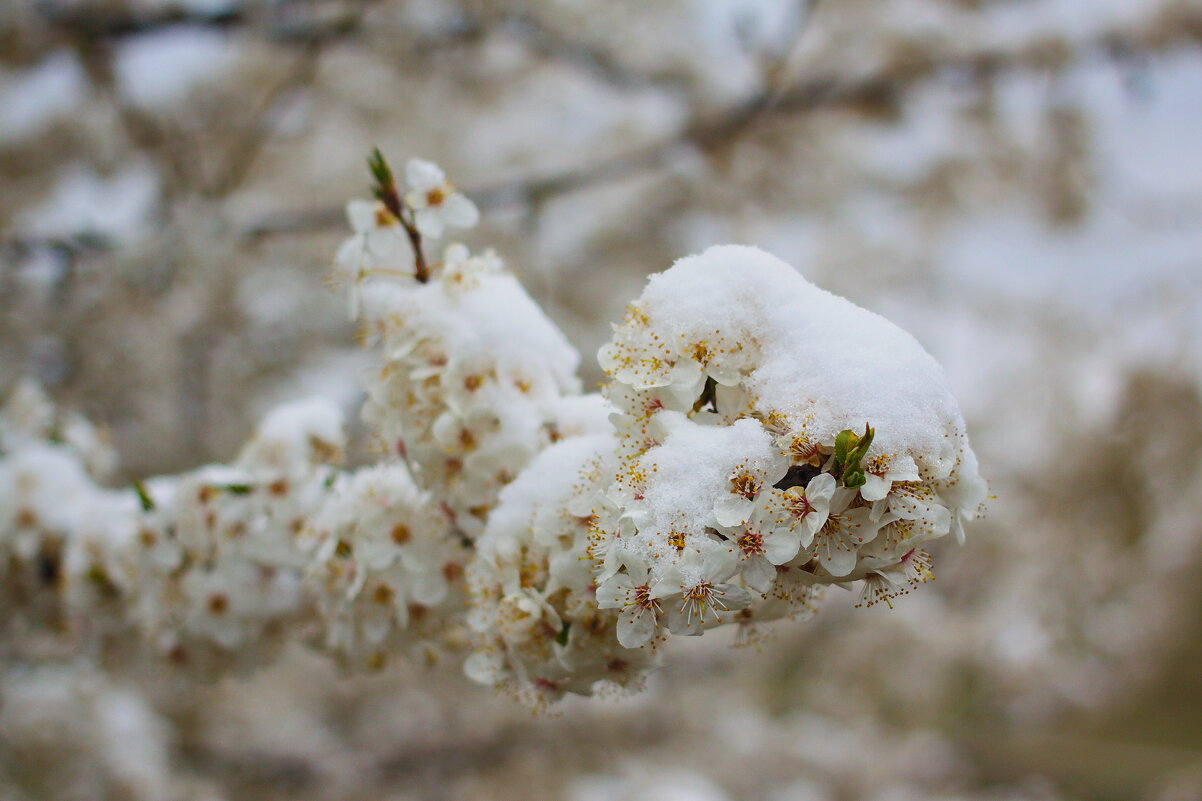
114 26 234 109
482 432 611 557
640 245 967 466
634 414 775 540
17 162 160 243
0 51 88 141
367 271 582 395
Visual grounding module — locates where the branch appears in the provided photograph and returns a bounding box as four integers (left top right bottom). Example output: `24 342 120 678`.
240 8 1202 239
34 3 358 45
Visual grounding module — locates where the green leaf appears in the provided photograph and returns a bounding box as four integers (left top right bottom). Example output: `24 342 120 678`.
555 621 571 646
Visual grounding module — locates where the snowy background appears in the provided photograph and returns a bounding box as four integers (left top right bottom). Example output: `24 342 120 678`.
3 0 1202 799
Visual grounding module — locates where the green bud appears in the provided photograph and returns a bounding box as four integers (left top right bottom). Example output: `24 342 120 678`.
834 423 875 488
367 147 393 189
834 428 853 465
132 480 155 512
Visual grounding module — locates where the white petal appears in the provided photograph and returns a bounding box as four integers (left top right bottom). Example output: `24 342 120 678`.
415 208 445 239
365 227 399 259
714 495 754 527
667 603 702 636
701 547 739 582
464 649 504 685
596 575 632 608
442 242 470 263
843 507 882 545
405 158 445 191
430 411 463 447
707 362 743 387
951 514 966 545
817 541 858 577
346 199 377 232
404 188 428 210
597 343 624 375
798 511 828 548
807 472 837 506
616 608 656 648
860 472 891 502
764 530 801 565
413 570 447 605
741 558 775 593
440 193 479 229
716 583 751 611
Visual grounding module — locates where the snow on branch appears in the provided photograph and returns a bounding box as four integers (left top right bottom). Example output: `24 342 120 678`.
0 153 985 703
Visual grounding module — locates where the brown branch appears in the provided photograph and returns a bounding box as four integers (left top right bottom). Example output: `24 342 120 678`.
495 10 693 95
238 7 1202 241
12 7 1202 254
369 149 429 282
34 2 357 45
204 31 333 197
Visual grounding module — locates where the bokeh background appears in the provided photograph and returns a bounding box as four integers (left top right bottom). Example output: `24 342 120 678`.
3 0 1202 799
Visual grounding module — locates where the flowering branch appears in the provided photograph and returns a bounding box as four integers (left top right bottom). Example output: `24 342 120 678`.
0 155 985 703
368 148 429 283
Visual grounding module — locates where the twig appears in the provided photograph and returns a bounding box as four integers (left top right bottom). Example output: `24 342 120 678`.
237 12 1202 240
368 149 428 282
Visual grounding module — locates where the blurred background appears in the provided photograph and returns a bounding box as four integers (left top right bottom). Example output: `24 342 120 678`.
3 0 1202 799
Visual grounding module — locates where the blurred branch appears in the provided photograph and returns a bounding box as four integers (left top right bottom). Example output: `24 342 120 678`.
202 6 357 198
242 7 1202 240
35 1 361 44
494 10 692 94
10 5 1202 251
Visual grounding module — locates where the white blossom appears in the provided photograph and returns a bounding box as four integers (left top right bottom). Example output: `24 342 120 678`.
0 163 984 703
403 158 479 239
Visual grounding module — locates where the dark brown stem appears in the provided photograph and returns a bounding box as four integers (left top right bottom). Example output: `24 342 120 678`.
398 211 430 284
375 179 429 283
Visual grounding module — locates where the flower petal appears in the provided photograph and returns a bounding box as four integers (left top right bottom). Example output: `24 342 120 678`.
616 607 657 648
414 207 445 239
346 199 377 232
763 529 801 565
441 193 479 229
714 495 754 527
405 158 445 191
741 557 775 593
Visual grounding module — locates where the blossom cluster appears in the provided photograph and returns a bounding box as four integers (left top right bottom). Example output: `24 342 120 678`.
0 156 985 701
0 382 461 675
458 244 986 700
336 157 596 539
592 246 987 638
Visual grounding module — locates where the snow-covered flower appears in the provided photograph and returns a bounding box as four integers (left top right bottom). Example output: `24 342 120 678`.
713 451 789 527
0 169 988 705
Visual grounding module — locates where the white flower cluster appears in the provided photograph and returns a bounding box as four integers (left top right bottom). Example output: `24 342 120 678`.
0 380 139 649
336 184 590 538
459 246 986 701
0 383 461 676
591 246 987 642
462 432 656 702
305 463 466 670
0 158 986 702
